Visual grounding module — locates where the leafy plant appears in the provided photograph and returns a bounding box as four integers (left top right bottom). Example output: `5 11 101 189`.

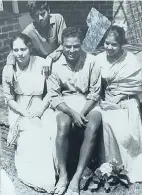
88 159 130 193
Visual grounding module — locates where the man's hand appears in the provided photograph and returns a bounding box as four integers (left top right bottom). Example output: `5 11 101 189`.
71 111 89 127
49 49 62 62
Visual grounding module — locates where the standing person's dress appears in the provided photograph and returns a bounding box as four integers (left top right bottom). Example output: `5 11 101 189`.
95 50 142 183
2 56 56 192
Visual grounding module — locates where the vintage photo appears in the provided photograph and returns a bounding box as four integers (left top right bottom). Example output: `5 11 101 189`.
1 1 142 195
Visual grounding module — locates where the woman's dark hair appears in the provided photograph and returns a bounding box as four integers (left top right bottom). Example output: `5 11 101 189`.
10 33 32 50
104 25 127 45
27 1 49 16
61 27 83 43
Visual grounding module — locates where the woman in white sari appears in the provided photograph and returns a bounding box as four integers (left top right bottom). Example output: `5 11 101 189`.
2 33 56 192
95 25 142 183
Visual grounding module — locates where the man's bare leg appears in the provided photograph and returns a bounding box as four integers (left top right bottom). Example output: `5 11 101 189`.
54 113 72 195
67 110 102 195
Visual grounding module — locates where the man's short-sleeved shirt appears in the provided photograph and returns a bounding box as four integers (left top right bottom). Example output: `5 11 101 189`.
23 13 66 57
47 52 101 109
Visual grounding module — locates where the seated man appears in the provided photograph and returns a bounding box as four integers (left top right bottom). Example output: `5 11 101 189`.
6 0 66 79
47 27 102 195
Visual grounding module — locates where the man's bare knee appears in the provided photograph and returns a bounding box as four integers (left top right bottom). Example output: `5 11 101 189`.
56 113 72 138
85 111 102 137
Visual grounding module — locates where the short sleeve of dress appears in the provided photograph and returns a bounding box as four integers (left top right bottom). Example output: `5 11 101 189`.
2 65 15 104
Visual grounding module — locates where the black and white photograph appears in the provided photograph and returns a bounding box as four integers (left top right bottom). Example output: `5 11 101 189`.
1 1 142 195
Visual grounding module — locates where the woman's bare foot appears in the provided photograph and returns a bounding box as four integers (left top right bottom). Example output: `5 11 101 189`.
54 175 68 195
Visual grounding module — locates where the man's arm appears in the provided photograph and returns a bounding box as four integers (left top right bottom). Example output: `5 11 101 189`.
81 61 101 116
47 70 88 127
81 100 97 117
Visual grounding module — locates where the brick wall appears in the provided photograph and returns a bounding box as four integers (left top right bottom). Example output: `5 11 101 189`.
0 1 114 84
19 1 113 37
0 11 21 84
48 1 113 37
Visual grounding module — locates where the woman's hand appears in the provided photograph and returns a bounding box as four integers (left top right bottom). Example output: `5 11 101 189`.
71 111 89 127
110 94 126 104
28 108 44 119
19 108 30 117
100 101 120 110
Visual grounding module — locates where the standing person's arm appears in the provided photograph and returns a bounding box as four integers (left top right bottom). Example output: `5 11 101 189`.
44 15 66 77
45 14 66 63
2 65 29 117
5 52 15 84
6 52 15 65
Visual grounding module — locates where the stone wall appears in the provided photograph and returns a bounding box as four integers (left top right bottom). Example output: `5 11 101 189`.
0 11 21 83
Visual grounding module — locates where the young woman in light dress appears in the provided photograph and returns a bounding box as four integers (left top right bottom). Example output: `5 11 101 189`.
2 33 57 192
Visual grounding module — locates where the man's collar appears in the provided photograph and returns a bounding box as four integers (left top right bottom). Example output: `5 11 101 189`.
60 50 86 67
50 14 55 24
33 14 55 29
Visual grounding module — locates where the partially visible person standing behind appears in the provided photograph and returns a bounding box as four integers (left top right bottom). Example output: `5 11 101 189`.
6 0 66 79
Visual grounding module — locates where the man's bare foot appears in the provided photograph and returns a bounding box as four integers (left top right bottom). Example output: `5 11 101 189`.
54 175 68 195
66 178 80 195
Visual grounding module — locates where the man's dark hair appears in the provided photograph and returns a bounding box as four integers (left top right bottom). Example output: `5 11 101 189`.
61 27 83 43
27 1 49 16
